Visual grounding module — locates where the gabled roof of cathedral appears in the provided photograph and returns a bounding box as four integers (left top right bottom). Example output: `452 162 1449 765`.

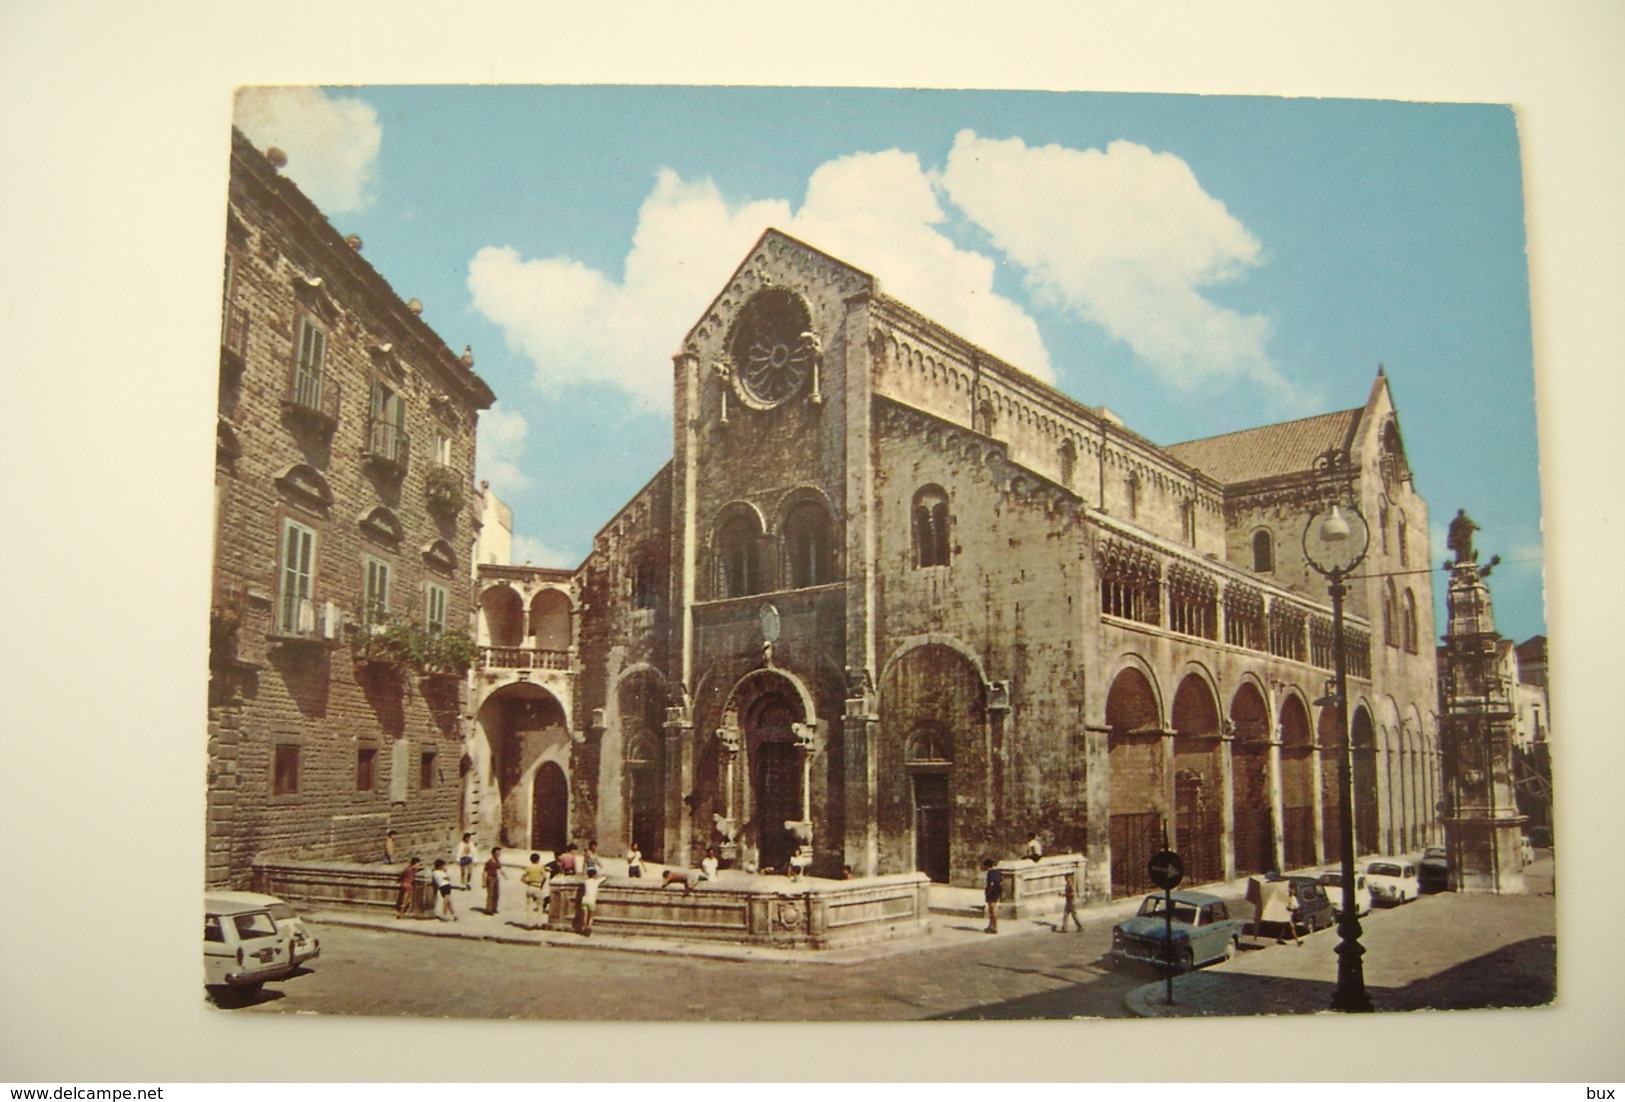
1163 407 1364 486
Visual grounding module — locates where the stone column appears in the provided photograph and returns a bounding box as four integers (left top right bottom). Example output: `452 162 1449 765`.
664 704 693 867
842 666 879 876
1218 722 1237 881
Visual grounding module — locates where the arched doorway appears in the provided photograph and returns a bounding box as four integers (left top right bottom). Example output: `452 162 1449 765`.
1318 704 1342 863
1106 666 1163 897
1351 707 1380 855
625 732 664 863
877 641 987 884
906 725 953 883
750 695 803 871
531 761 568 852
473 683 568 849
1230 682 1272 876
712 669 818 874
1279 695 1316 869
1172 674 1224 884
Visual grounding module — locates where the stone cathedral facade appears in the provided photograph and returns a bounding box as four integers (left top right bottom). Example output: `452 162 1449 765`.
467 229 1442 901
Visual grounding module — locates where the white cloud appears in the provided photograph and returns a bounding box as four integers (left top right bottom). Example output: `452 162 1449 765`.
233 87 381 213
511 534 578 570
941 131 1279 391
475 401 530 495
467 152 1053 411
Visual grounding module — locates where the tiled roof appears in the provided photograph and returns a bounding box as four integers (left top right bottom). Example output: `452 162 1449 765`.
1164 408 1364 486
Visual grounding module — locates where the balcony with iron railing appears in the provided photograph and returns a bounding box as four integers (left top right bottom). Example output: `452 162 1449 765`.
281 367 340 431
364 418 411 475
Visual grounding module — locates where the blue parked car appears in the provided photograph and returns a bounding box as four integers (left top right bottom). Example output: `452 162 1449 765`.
1111 890 1246 973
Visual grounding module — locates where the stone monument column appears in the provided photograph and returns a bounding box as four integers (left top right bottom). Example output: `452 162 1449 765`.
1438 514 1525 893
842 666 878 877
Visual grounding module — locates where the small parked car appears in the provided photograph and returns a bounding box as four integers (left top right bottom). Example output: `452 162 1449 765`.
1364 858 1420 906
209 890 320 967
205 893 293 996
1111 890 1246 973
1248 875 1336 938
1418 848 1451 894
1314 868 1371 918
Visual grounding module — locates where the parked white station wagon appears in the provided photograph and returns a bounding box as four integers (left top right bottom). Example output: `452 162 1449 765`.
205 893 292 995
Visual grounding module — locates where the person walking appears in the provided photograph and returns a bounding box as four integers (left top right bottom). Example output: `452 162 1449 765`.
395 856 423 919
431 858 457 921
579 868 603 937
1056 869 1082 932
983 858 1003 934
456 832 475 889
626 841 644 879
482 847 505 915
521 852 551 930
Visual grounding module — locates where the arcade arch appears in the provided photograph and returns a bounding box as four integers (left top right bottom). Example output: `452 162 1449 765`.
1106 664 1163 896
1171 672 1224 884
1230 680 1273 877
471 682 570 850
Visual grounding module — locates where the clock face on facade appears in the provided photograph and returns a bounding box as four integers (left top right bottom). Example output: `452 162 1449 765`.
729 288 816 408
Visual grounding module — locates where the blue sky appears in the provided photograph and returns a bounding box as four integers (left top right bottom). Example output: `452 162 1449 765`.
234 85 1545 643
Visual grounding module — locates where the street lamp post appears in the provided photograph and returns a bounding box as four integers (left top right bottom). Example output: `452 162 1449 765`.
1302 448 1374 1014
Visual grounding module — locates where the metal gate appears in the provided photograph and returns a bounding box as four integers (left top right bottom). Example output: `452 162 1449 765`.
1283 806 1316 869
1110 811 1161 896
1233 805 1273 876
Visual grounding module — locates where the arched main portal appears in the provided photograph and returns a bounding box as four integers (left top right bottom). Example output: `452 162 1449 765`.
1279 695 1316 869
1229 681 1272 877
713 669 818 874
1172 674 1224 884
1106 665 1163 897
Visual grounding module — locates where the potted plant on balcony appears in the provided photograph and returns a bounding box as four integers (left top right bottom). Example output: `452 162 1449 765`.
351 615 419 677
425 464 465 513
420 629 478 680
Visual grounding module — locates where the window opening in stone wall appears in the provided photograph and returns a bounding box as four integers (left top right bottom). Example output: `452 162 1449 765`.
278 519 317 636
357 748 376 792
368 379 409 469
633 557 662 610
1252 529 1275 573
1182 500 1198 545
912 486 951 569
1397 513 1409 567
1402 588 1418 654
273 744 300 795
1059 439 1077 486
420 751 435 791
1167 563 1218 640
716 514 762 598
1223 582 1266 651
1126 472 1140 519
1379 502 1390 554
1268 602 1308 663
364 557 392 629
1346 629 1372 680
1098 539 1161 625
425 582 447 635
1383 579 1399 648
291 317 326 411
784 500 835 588
1309 616 1335 670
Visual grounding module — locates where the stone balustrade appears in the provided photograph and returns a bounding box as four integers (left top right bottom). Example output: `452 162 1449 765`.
989 854 1086 918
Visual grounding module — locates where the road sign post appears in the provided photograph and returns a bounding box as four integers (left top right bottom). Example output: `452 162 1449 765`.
1147 850 1185 1006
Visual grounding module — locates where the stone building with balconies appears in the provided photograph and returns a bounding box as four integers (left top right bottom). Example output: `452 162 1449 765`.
490 229 1441 902
206 130 495 888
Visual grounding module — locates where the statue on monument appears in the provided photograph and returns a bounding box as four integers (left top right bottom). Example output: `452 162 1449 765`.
1447 509 1480 565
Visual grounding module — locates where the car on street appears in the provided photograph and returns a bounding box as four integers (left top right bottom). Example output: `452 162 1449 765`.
1315 868 1371 918
205 893 293 996
1248 875 1336 939
1364 858 1420 906
1110 890 1246 973
209 890 321 967
1419 847 1451 894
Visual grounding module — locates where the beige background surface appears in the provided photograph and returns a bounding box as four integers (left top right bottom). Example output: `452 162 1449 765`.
1 0 1620 1082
